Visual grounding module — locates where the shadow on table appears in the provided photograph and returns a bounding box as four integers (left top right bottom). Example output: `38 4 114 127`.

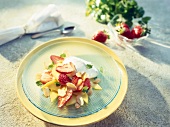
43 66 170 127
89 66 169 127
0 35 36 62
0 22 85 62
133 36 170 65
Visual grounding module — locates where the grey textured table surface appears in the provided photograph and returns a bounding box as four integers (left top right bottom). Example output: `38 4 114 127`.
0 0 170 127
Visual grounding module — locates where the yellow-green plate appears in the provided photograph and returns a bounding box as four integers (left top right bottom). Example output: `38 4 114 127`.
16 37 128 126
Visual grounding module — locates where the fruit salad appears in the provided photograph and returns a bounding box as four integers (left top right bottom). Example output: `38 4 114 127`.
35 53 102 108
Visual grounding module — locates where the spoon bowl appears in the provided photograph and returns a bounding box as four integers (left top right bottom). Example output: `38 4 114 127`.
61 26 75 34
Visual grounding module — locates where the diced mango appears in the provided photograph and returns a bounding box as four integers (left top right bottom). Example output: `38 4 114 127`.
48 83 60 92
92 83 102 90
81 93 88 104
52 65 60 80
41 79 60 92
50 91 58 102
41 79 57 89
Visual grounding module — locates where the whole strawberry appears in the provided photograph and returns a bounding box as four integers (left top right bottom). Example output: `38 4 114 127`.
131 25 143 38
92 30 109 43
131 25 150 38
115 22 132 39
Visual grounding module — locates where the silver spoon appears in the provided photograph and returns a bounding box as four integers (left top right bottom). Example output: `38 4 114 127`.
31 26 75 39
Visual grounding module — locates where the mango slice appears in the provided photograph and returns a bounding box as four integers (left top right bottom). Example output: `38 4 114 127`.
41 79 60 92
92 83 102 90
81 92 88 104
51 64 60 81
50 91 58 102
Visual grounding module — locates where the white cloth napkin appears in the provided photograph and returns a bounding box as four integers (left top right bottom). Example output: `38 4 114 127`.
0 4 64 46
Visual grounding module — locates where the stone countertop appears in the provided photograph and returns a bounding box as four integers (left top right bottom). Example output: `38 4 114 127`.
0 0 170 127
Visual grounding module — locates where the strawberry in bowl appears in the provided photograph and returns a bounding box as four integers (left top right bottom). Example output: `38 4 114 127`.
108 22 151 47
115 22 133 39
115 22 150 39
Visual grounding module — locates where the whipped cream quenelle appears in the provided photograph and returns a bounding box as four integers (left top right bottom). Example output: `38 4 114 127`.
63 56 98 78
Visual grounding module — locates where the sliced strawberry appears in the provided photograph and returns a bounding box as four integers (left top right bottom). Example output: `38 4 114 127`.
66 71 76 78
40 71 53 84
72 75 80 90
56 62 76 74
77 82 84 91
50 55 64 64
83 78 91 90
71 76 84 91
58 73 71 85
72 75 80 85
66 62 77 77
58 89 73 107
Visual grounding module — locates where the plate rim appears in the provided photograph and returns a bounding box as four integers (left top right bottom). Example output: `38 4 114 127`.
16 37 128 126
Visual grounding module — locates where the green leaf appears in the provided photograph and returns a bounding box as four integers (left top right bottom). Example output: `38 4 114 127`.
82 86 89 93
85 8 92 16
129 0 137 6
48 64 54 70
93 76 98 80
85 0 151 27
60 53 66 58
125 21 133 28
136 7 145 18
86 64 93 69
142 16 151 24
56 82 60 86
101 0 107 4
36 81 43 86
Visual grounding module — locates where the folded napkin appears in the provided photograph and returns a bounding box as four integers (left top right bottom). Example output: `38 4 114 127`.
0 4 64 46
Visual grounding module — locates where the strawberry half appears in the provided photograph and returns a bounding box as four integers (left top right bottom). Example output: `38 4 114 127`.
83 78 91 90
72 75 80 85
50 55 64 64
58 89 73 107
58 73 71 85
92 30 109 43
71 75 83 91
56 62 76 74
40 71 53 84
77 82 84 91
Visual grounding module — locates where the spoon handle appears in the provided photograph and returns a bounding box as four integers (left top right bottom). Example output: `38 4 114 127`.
31 29 61 39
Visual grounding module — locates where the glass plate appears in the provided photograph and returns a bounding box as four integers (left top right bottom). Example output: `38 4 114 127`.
16 37 128 126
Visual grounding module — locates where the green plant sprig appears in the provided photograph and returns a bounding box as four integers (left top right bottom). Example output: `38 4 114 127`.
86 0 151 27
